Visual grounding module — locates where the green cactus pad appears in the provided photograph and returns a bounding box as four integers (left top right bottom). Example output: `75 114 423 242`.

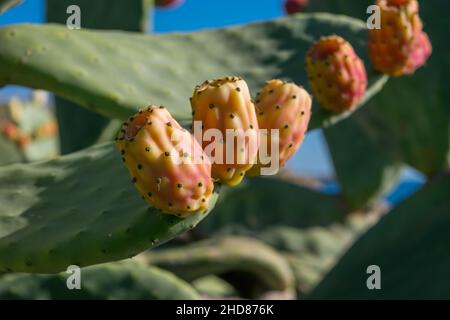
310 173 450 299
0 13 387 129
197 176 347 235
0 261 199 299
142 236 295 297
0 142 220 273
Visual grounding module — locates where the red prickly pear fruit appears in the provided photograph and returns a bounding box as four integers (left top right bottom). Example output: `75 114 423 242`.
116 105 214 217
305 35 368 113
284 0 309 15
368 0 432 76
155 0 183 9
248 80 312 176
191 76 259 186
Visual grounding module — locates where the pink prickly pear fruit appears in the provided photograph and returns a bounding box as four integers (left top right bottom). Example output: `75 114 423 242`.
116 105 214 217
247 80 312 176
284 0 309 15
155 0 183 9
369 0 432 76
305 35 368 113
191 76 259 186
403 31 432 75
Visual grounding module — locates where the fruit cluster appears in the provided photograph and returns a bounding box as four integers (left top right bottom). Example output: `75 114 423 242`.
116 77 312 215
369 0 432 76
117 0 431 216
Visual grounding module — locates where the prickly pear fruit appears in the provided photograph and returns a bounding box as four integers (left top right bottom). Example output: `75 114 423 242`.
248 80 312 176
191 77 259 186
116 105 214 217
368 0 432 76
403 31 432 74
284 0 309 15
305 35 367 113
155 0 183 9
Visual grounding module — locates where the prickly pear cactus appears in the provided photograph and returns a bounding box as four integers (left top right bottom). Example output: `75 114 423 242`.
248 80 312 176
116 106 214 216
0 142 219 273
0 261 200 300
191 77 259 186
306 35 367 112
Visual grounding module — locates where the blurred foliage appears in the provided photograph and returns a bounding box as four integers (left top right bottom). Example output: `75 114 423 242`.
0 261 199 299
310 172 450 299
142 236 295 298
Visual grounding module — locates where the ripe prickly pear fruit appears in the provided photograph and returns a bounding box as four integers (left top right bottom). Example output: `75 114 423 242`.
191 77 259 186
403 31 432 75
284 0 309 15
155 0 183 9
368 0 432 76
116 105 214 217
248 80 312 176
305 35 368 113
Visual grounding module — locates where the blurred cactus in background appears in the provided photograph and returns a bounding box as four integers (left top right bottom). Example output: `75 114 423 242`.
0 90 59 164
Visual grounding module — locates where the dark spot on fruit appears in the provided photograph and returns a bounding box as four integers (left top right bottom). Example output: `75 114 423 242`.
236 87 241 92
209 104 214 109
284 124 289 129
250 124 254 129
230 114 235 119
168 202 173 207
132 177 137 183
198 182 203 187
122 157 126 162
177 183 182 188
292 95 297 99
165 151 170 156
166 122 172 127
145 147 150 152
147 192 152 197
202 198 206 202
137 164 143 170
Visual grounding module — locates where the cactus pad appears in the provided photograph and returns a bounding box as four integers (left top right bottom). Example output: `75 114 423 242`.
0 13 387 129
0 142 219 273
